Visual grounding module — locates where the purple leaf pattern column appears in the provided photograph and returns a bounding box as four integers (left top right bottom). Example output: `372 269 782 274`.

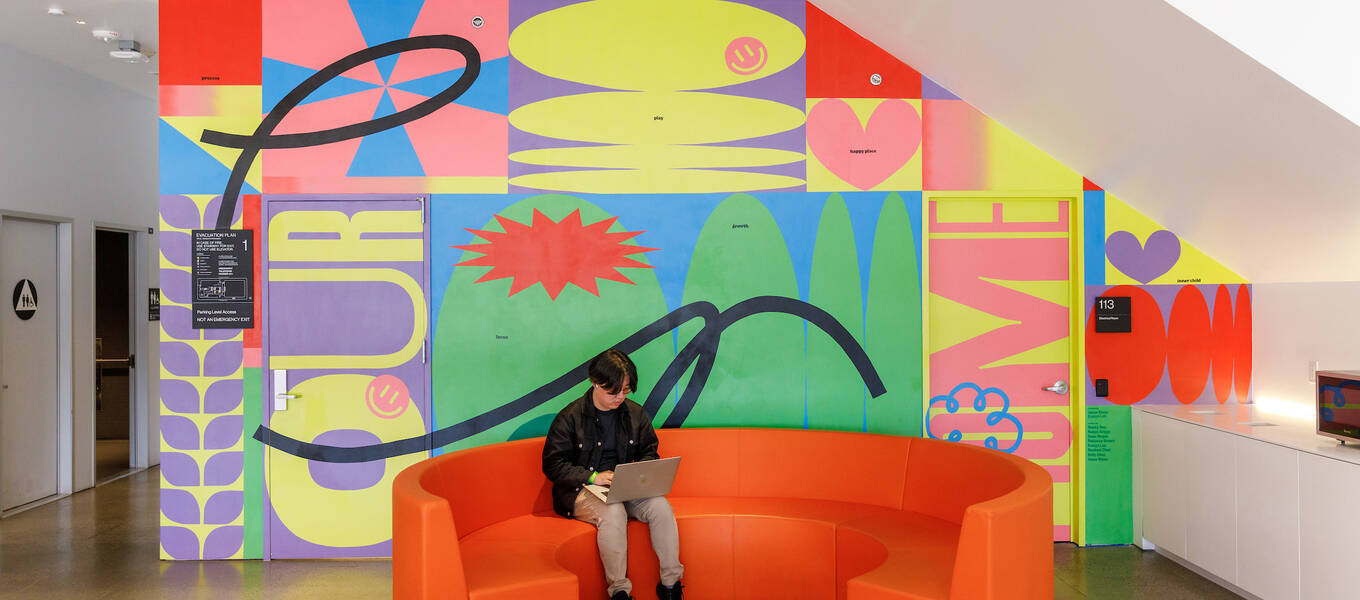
158 194 246 559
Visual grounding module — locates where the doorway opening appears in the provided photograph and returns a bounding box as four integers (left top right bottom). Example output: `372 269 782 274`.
94 229 134 483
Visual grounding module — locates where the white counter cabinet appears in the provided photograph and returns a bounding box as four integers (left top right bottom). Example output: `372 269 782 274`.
1136 405 1360 600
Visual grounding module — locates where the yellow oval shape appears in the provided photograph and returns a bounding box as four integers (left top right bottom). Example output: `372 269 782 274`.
509 0 805 91
510 145 803 169
511 169 803 194
510 91 805 145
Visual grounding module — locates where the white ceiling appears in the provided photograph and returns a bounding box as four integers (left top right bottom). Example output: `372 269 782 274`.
813 0 1360 284
0 0 157 98
1166 0 1360 129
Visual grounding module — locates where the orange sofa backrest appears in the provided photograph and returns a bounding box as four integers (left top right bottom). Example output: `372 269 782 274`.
656 427 913 509
426 427 1029 533
422 438 554 538
734 428 912 509
900 437 1027 524
657 428 740 497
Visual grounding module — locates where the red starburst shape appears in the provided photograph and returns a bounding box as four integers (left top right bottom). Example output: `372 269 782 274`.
454 209 658 299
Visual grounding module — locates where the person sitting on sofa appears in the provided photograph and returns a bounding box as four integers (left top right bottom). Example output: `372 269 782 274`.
542 349 685 600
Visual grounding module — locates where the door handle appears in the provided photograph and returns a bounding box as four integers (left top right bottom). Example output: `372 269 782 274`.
1042 380 1069 395
273 369 290 411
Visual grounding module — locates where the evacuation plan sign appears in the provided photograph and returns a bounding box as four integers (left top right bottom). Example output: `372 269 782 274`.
191 229 254 329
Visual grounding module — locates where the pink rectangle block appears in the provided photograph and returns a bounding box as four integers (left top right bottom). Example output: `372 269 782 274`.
243 347 262 368
923 99 985 190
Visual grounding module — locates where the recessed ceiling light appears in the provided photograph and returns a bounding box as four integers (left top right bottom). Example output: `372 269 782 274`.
47 7 66 16
110 40 151 62
75 19 86 25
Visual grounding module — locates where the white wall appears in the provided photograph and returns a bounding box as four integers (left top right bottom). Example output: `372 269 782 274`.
1252 282 1360 418
0 42 159 492
1165 0 1360 129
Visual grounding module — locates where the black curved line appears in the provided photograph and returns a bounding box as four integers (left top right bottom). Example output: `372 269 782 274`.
719 296 887 396
661 328 720 429
199 35 482 229
257 301 720 463
252 296 887 463
641 303 719 417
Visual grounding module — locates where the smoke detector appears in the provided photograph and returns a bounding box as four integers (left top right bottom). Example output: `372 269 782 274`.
110 40 151 62
91 28 118 42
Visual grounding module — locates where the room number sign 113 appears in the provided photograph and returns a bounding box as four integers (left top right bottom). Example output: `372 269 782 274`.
1094 296 1132 333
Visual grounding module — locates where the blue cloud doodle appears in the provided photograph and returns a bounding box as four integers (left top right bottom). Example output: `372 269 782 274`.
926 382 1024 453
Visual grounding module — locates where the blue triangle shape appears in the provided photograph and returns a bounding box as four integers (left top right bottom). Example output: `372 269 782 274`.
159 120 260 195
372 88 399 119
348 0 425 82
391 56 509 116
263 58 379 112
347 91 425 177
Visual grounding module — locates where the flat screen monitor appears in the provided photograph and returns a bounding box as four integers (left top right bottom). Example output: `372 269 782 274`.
1317 371 1360 443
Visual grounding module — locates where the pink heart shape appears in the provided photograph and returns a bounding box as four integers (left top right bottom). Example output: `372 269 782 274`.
807 99 921 190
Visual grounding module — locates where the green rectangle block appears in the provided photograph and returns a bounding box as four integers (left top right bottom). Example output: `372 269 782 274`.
1084 404 1133 544
243 367 263 559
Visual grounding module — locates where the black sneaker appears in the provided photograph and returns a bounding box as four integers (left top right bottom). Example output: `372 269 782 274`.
656 581 683 600
610 591 632 600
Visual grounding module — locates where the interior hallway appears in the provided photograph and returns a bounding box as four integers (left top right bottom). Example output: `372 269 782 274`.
0 468 1238 599
0 468 389 600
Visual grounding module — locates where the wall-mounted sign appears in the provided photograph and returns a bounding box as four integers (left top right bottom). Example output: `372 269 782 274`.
1094 296 1131 333
148 288 160 322
191 229 254 329
11 279 37 320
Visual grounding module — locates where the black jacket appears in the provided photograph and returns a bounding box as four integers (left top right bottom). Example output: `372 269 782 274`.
541 391 660 518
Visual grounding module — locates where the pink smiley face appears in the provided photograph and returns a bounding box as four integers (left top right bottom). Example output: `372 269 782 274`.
366 374 411 419
725 37 768 75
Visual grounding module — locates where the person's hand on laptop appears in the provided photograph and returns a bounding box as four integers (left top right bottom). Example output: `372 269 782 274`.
594 471 614 486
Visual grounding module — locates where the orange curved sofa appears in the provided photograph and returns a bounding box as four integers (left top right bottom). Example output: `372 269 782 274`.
393 428 1053 600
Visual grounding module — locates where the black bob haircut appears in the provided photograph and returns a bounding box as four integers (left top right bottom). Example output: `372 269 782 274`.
587 349 637 395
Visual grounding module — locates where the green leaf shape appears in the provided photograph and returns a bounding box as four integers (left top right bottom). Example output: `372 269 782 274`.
807 193 867 431
677 193 803 427
865 192 924 435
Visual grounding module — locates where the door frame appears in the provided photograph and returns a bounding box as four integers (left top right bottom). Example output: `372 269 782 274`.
93 223 153 473
260 194 431 558
0 212 74 513
920 191 1085 544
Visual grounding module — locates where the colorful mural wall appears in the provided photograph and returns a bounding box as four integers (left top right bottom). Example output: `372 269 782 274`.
157 0 1250 558
1082 193 1251 544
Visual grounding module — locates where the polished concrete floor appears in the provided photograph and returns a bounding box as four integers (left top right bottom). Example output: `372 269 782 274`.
0 468 1242 599
94 439 132 483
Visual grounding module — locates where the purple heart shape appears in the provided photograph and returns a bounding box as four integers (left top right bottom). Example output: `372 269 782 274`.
1106 230 1181 283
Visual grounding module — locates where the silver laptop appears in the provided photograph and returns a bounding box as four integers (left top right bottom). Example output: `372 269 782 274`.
583 457 681 504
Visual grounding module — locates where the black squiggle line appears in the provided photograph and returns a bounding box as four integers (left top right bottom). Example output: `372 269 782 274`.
253 296 887 463
199 35 481 229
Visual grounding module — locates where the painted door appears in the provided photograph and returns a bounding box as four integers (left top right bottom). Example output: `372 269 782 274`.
262 196 429 558
1 218 59 510
926 198 1075 541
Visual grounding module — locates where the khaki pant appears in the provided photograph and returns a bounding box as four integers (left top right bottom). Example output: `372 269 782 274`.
573 490 684 597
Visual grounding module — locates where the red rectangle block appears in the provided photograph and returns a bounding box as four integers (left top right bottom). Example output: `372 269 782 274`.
161 0 263 85
243 194 262 351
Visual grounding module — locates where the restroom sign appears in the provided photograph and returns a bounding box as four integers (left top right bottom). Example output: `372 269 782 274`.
12 279 37 320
